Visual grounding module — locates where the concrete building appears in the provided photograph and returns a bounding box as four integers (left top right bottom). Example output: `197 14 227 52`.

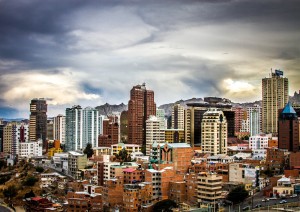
19 139 43 158
233 106 247 134
68 151 88 179
278 102 299 152
98 115 119 147
123 183 153 212
201 108 227 155
262 70 289 134
247 105 262 136
65 106 101 151
102 176 124 210
111 143 141 155
197 172 222 210
165 129 185 143
46 119 54 140
273 176 294 197
29 98 47 146
185 97 234 147
156 108 166 129
229 163 258 186
3 122 28 155
146 116 165 156
249 134 269 150
53 114 65 145
128 83 156 146
172 104 185 130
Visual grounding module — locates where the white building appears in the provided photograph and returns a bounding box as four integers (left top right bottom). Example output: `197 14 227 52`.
103 162 120 181
19 139 42 158
249 135 269 150
40 172 66 188
248 105 261 136
252 149 266 160
201 108 227 155
52 152 69 171
145 116 165 156
65 106 102 151
68 151 87 179
53 114 65 145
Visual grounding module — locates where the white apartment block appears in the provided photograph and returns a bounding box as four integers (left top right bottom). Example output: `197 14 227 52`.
156 109 166 129
146 116 165 156
19 139 42 158
103 162 120 181
53 114 66 144
201 108 227 155
247 105 261 136
249 135 269 150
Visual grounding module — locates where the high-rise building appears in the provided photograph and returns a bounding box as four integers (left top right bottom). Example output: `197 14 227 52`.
98 115 119 147
65 105 82 151
0 121 4 152
247 105 262 136
29 98 47 146
145 116 165 155
233 107 247 134
262 70 289 134
47 118 54 140
65 106 101 151
53 114 66 145
171 104 185 130
120 111 128 143
156 109 166 129
128 83 156 146
185 97 234 147
278 102 299 152
3 123 29 155
201 108 227 155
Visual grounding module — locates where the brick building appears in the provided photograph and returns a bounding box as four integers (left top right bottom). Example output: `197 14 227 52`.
98 115 119 147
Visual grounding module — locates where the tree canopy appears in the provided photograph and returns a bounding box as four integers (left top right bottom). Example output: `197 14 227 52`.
83 143 94 158
227 185 249 204
3 185 17 199
153 199 177 212
114 148 131 164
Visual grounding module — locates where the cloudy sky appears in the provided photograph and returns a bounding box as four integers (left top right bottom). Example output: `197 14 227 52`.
0 0 299 118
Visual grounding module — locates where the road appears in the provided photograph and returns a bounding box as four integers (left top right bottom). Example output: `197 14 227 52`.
226 194 300 211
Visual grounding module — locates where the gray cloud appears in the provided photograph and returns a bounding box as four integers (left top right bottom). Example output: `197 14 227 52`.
0 0 299 118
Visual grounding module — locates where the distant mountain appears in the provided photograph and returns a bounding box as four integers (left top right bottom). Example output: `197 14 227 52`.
95 103 127 116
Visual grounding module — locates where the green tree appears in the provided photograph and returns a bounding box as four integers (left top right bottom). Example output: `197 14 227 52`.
23 175 38 186
3 185 17 200
83 143 94 158
227 185 249 204
0 159 6 170
35 166 44 173
115 148 131 164
153 199 177 212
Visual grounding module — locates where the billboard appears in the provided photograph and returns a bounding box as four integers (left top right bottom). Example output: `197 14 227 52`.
275 70 283 76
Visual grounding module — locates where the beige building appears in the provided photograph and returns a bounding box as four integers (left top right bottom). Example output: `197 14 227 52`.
111 143 141 155
68 151 88 179
273 176 294 197
146 116 165 156
197 172 222 210
165 129 185 143
262 70 288 135
172 104 185 130
201 108 227 155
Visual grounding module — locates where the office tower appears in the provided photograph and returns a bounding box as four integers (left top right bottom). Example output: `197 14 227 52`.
262 70 289 135
278 102 299 152
98 115 119 147
3 123 28 155
233 107 247 134
82 107 100 148
128 83 156 146
53 114 66 145
156 109 166 129
0 122 4 152
201 108 227 155
66 106 101 151
185 97 234 147
47 118 54 140
171 104 185 130
29 98 47 147
65 105 82 151
145 116 165 155
247 105 261 136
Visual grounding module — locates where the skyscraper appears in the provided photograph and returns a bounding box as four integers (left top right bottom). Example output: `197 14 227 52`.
262 70 289 134
145 116 165 155
53 114 66 145
98 115 119 147
128 83 156 146
29 98 47 146
171 104 185 130
65 106 101 151
247 105 261 136
201 108 227 155
278 102 299 152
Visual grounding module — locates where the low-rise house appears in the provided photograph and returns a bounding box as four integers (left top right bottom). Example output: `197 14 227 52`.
273 176 294 197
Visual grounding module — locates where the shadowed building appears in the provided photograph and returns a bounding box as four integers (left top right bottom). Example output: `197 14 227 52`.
128 83 156 146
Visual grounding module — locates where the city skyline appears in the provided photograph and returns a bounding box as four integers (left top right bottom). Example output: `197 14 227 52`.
0 0 299 118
